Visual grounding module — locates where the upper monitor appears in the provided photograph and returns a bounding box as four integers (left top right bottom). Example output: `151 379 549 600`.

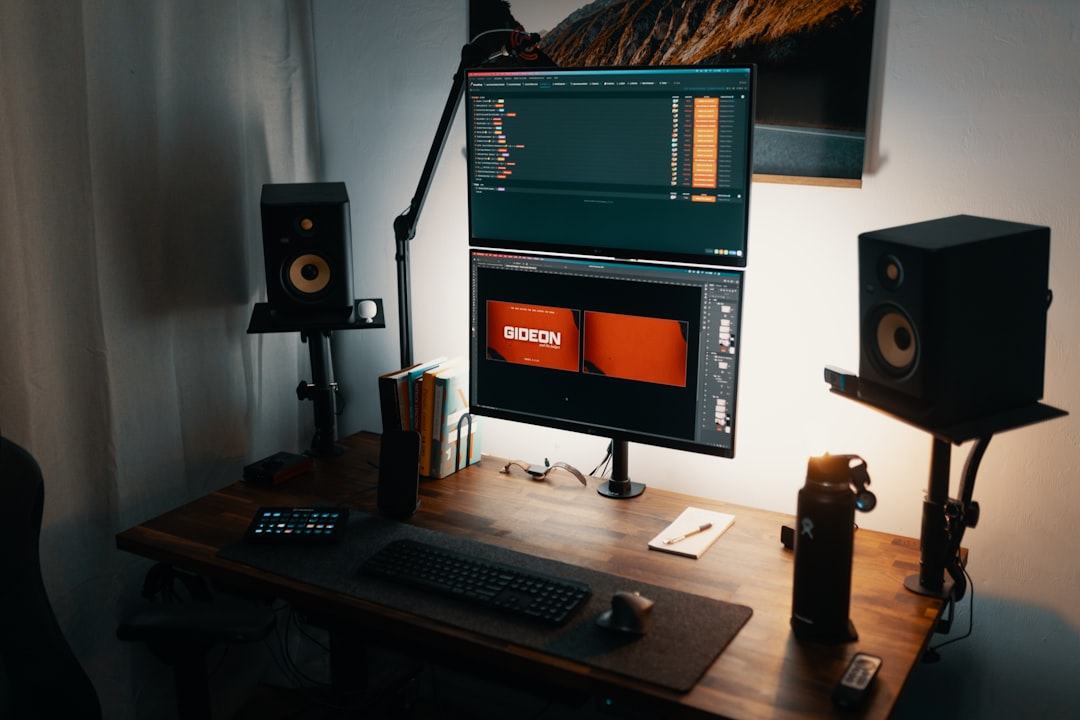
465 64 755 267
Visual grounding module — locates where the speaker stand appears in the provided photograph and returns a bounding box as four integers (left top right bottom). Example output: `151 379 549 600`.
248 301 385 457
298 329 342 457
902 435 984 601
826 376 1067 602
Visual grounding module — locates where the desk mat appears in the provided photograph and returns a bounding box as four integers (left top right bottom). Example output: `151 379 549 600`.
218 512 752 693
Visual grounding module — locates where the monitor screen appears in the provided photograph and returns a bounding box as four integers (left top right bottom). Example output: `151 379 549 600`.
465 64 755 267
469 250 744 479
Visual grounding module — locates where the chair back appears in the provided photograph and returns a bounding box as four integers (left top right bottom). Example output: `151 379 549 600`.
0 437 102 719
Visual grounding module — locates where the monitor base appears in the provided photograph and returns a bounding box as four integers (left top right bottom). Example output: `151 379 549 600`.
596 479 645 499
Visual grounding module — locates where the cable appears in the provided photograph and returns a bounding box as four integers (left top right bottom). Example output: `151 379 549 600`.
268 604 309 689
334 384 346 416
499 459 588 486
329 336 346 417
590 441 613 478
205 641 233 683
469 27 512 43
260 604 374 714
929 562 975 654
285 608 332 688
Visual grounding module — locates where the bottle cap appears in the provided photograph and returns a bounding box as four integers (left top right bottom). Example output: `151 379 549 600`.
806 453 855 491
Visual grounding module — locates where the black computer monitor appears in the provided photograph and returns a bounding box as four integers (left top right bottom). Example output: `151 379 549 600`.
465 64 755 267
469 250 744 497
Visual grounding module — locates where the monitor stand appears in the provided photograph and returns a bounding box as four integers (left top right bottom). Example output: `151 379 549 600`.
596 439 645 499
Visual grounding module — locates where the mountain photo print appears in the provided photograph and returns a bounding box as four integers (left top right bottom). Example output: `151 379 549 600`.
469 0 878 185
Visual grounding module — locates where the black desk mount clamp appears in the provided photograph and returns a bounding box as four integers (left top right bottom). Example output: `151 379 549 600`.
248 301 385 457
825 368 1067 606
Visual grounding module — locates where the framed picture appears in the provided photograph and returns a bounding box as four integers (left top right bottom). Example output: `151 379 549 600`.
469 0 877 187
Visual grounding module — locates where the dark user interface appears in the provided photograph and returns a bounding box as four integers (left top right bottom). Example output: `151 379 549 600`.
469 251 743 455
466 66 754 266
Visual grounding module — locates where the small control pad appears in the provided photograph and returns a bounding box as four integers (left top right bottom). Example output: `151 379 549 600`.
244 506 349 544
832 652 882 708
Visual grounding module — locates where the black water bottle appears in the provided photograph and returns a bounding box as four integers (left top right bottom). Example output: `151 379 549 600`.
791 453 862 643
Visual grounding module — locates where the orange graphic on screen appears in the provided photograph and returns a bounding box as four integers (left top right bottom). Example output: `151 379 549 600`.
692 96 719 189
486 301 580 371
583 312 688 387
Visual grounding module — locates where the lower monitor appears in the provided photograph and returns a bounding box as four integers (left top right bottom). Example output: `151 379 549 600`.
468 250 745 497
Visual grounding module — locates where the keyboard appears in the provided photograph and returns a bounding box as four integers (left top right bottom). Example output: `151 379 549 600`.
360 538 591 626
244 506 349 544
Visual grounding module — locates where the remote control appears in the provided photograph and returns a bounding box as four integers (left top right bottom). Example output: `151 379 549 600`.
832 652 882 708
244 506 349 544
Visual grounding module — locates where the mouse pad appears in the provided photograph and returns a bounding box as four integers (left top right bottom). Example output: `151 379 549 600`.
218 512 753 693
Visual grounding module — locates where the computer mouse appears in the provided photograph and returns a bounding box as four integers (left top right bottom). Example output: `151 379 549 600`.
596 590 654 635
357 299 378 322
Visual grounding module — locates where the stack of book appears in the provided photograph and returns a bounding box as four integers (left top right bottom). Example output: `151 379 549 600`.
377 356 481 478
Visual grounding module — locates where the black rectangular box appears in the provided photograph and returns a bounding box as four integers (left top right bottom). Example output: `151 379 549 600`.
243 451 313 486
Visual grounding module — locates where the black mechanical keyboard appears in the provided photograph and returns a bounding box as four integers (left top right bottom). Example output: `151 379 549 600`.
360 538 591 626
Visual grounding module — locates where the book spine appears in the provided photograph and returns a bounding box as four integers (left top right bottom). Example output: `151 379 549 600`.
410 374 425 434
396 376 413 431
403 356 447 431
417 371 439 476
428 374 449 475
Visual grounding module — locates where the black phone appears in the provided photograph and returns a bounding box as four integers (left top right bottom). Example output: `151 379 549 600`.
377 430 421 519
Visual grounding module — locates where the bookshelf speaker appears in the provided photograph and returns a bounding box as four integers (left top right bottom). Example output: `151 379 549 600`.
858 215 1050 425
260 182 355 322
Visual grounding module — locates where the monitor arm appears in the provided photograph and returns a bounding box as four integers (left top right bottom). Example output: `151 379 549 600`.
392 30 542 367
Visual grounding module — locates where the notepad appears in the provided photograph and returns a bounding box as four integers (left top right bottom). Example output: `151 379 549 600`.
648 506 736 559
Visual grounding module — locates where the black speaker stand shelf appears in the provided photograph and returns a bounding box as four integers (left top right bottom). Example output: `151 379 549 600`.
247 300 386 335
826 378 1066 603
248 300 385 458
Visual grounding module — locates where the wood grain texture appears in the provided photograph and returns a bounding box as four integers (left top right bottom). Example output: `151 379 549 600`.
116 432 945 720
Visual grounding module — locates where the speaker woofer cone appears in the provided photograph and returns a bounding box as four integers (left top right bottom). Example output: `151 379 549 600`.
869 304 918 378
287 253 331 296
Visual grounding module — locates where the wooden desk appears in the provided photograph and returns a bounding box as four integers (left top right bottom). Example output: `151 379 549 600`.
116 432 944 719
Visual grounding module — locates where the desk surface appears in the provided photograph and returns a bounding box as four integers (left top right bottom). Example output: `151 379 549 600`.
116 432 944 720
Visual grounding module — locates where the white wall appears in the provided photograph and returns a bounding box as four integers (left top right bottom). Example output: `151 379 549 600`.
312 1 1080 715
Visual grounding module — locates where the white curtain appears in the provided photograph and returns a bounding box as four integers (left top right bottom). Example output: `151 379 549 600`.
0 1 321 716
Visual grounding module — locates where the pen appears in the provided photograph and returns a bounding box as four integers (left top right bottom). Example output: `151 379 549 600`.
663 522 712 545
